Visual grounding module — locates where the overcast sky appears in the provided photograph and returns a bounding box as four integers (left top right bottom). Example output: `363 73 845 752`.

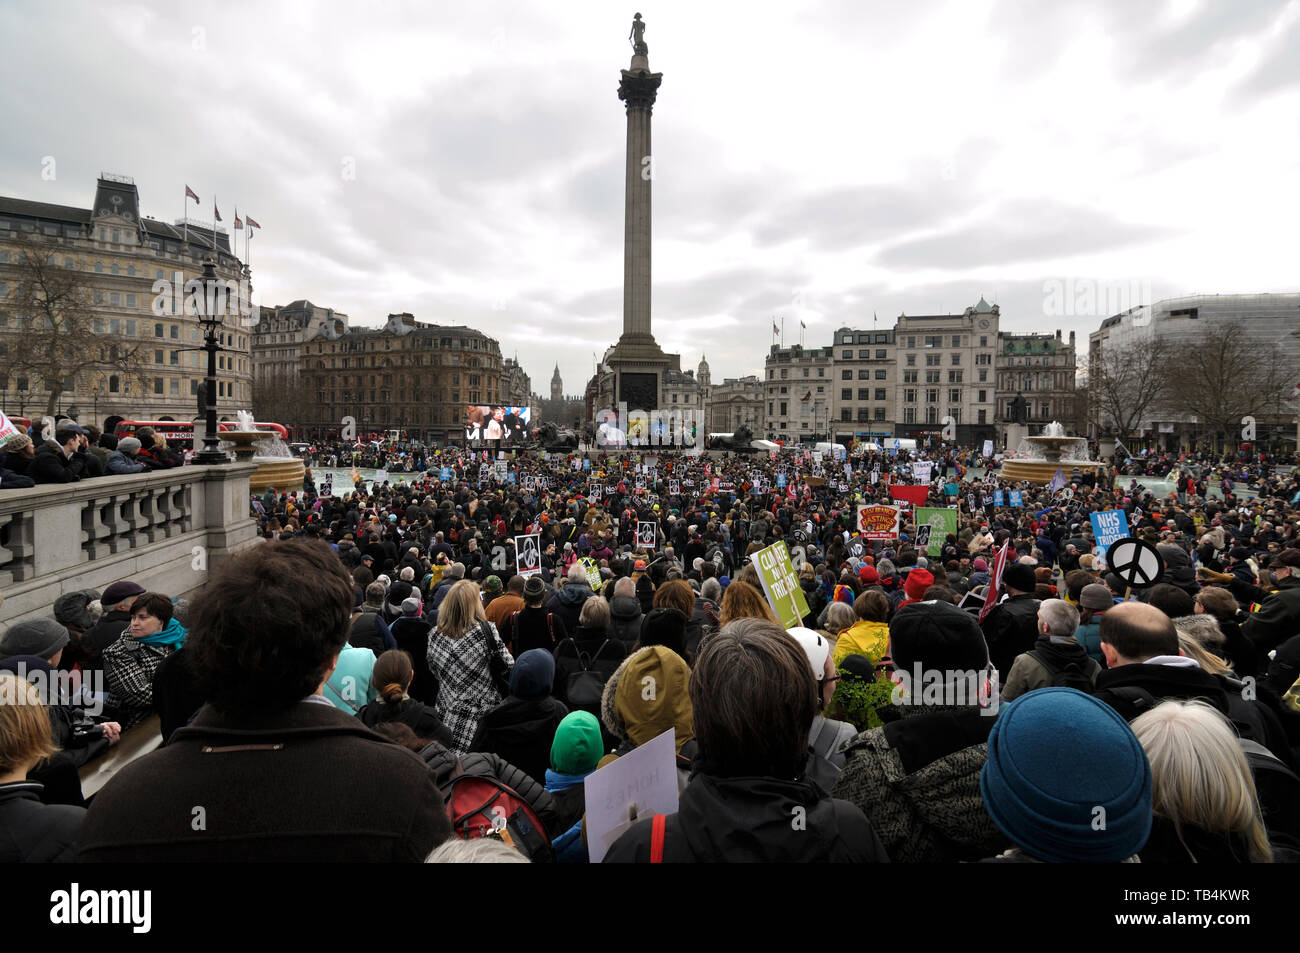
3 0 1298 397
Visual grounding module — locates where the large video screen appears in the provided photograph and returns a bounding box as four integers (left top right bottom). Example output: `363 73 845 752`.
465 405 531 444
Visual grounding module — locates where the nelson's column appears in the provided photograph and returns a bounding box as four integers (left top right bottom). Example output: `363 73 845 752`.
595 13 682 416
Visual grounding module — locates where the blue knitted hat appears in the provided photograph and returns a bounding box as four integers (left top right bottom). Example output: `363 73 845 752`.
980 687 1152 862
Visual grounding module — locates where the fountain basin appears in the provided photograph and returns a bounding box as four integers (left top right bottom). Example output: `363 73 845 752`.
248 457 306 495
219 425 305 495
999 458 1101 484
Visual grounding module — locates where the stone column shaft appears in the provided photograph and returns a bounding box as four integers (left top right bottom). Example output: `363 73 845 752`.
618 66 662 345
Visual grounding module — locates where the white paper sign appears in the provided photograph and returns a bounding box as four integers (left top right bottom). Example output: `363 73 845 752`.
637 521 657 550
583 727 679 863
514 533 542 577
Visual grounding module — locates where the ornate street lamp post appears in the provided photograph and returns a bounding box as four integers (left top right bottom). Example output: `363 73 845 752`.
194 259 229 465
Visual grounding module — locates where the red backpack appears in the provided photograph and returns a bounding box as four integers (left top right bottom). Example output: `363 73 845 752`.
443 767 554 863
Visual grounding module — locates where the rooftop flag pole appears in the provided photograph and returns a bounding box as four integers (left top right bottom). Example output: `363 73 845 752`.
184 185 200 246
245 215 260 272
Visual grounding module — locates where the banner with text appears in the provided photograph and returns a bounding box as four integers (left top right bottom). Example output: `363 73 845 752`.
751 540 811 629
916 507 958 557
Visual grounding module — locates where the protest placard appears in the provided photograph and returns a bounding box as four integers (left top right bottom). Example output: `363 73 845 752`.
751 540 811 628
584 727 678 864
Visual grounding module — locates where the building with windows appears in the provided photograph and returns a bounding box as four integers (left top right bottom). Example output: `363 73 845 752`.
829 327 896 446
501 357 532 406
892 298 999 447
297 312 502 443
764 343 834 444
708 375 764 435
252 300 349 386
995 330 1077 445
659 356 710 416
1089 293 1300 449
0 174 253 428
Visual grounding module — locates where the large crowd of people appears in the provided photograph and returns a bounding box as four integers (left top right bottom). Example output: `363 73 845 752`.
3 427 1300 862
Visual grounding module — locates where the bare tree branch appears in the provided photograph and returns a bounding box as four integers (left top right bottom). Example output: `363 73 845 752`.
5 231 149 417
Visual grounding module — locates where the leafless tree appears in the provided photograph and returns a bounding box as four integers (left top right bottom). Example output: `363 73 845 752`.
252 372 316 426
4 232 148 418
1089 335 1172 441
1166 323 1291 451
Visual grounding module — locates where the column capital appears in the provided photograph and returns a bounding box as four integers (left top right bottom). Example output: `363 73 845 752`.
619 69 662 113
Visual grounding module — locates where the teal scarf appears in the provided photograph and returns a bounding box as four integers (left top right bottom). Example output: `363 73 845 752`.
138 617 187 649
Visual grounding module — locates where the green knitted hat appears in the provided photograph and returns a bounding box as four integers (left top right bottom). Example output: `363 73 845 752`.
550 710 603 775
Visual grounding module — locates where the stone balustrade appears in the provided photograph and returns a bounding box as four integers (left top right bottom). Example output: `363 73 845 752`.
0 463 261 624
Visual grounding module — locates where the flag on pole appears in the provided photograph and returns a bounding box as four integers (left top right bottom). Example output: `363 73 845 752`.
978 541 1011 622
234 208 243 230
245 216 260 229
1047 467 1066 495
213 203 222 223
185 185 200 204
773 320 779 335
800 320 806 329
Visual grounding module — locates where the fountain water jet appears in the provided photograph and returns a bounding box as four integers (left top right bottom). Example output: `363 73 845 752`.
220 410 305 494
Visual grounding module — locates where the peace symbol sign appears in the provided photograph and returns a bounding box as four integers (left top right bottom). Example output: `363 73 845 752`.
1105 537 1164 590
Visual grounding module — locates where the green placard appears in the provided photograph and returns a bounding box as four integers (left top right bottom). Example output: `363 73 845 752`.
752 540 811 629
916 507 958 558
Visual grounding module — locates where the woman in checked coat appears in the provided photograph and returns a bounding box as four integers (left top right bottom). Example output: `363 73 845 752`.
427 580 514 754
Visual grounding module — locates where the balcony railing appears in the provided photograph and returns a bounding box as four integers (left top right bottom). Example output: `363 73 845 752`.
0 463 260 623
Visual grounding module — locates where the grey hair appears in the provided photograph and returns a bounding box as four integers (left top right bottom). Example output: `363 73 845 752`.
567 562 588 584
614 576 637 598
399 566 416 582
825 601 856 635
1037 598 1079 638
425 838 530 863
700 578 722 603
446 563 465 579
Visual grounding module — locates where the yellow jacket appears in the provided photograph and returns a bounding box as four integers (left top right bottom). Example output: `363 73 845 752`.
832 619 890 667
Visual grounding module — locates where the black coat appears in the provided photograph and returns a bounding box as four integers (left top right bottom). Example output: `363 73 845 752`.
980 593 1041 682
1094 662 1295 768
1138 816 1255 863
81 609 131 666
1243 577 1300 655
0 781 85 862
76 700 450 862
604 773 889 862
358 696 454 748
470 694 569 785
152 648 206 745
391 616 438 705
609 596 643 649
503 605 566 655
31 443 80 484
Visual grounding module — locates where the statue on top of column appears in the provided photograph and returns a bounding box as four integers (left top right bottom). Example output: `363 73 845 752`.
629 13 648 56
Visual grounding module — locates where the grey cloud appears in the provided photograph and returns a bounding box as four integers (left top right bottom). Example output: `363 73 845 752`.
875 199 1173 269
